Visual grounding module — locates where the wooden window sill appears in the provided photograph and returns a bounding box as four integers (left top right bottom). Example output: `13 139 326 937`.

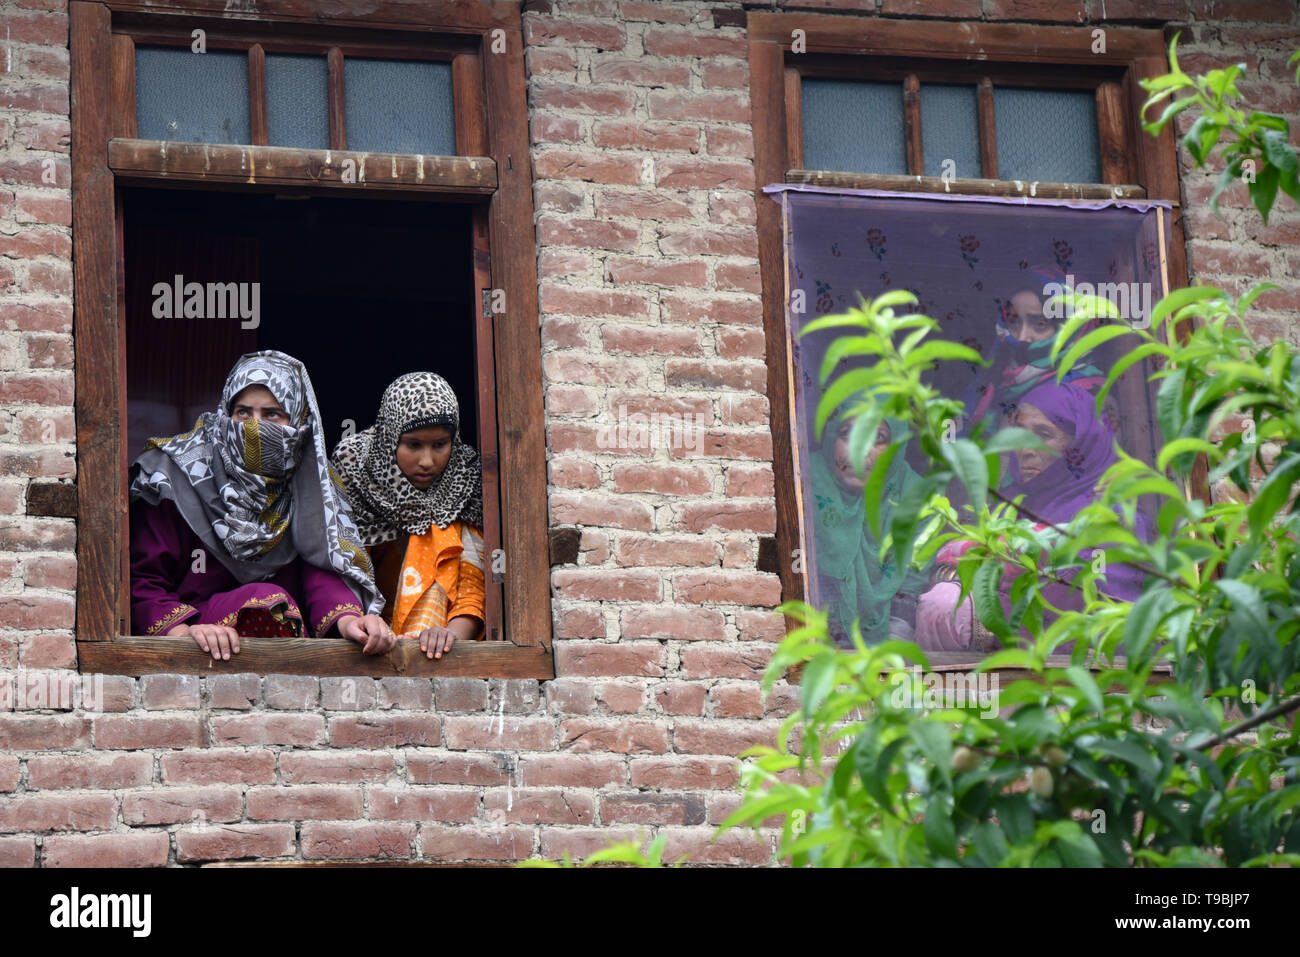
785 170 1151 201
77 635 553 679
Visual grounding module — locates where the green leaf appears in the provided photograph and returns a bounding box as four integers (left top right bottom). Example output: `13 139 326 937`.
1155 367 1187 441
1065 665 1105 715
1156 437 1219 473
903 339 984 370
1262 128 1299 176
1122 586 1175 661
863 441 901 541
1150 285 1225 331
940 438 989 513
1211 158 1241 216
923 795 958 858
982 426 1049 457
800 650 838 715
910 721 952 789
1251 162 1280 225
972 561 1011 640
1096 342 1169 413
1247 452 1300 537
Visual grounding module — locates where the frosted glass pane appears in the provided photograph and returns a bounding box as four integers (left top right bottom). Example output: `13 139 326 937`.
995 87 1100 183
267 54 329 149
801 79 906 175
345 58 455 155
921 84 980 179
135 47 250 144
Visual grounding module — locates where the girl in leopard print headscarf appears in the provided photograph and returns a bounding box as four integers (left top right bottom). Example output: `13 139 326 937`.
331 372 486 660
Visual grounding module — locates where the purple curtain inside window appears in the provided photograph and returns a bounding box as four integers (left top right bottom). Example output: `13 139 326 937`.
768 185 1172 644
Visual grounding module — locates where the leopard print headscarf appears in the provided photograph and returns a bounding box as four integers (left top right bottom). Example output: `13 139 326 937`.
331 372 484 546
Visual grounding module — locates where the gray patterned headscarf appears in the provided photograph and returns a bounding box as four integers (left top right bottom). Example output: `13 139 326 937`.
129 350 384 614
331 372 483 546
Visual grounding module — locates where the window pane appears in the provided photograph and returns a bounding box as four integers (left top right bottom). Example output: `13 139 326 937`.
801 78 906 175
995 87 1101 183
267 54 329 149
135 47 250 145
344 58 455 155
921 84 980 179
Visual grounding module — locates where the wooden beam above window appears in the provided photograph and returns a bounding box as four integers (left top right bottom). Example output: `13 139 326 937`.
786 169 1150 201
107 138 497 193
78 636 554 678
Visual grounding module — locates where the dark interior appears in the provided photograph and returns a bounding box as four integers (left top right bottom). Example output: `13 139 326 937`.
122 186 478 463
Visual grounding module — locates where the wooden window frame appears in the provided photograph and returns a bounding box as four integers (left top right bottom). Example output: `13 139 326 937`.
71 0 552 679
749 13 1193 670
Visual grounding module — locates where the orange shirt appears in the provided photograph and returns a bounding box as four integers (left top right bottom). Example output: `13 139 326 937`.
369 521 485 634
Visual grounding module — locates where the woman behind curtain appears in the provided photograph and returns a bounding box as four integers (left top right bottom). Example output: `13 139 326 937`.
810 414 931 646
331 372 486 661
129 350 392 660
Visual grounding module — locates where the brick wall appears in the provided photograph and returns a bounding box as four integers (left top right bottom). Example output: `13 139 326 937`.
0 0 1295 866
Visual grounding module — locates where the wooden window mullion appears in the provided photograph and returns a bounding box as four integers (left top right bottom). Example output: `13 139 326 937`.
903 73 922 177
249 43 268 146
784 66 804 172
452 52 487 156
327 46 346 150
977 76 997 180
110 33 137 138
1096 78 1135 185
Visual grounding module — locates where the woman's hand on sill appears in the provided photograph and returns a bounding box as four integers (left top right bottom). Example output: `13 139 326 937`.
166 622 241 661
407 615 482 660
337 613 398 656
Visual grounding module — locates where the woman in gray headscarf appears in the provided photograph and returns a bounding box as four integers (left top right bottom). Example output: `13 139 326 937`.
129 350 392 660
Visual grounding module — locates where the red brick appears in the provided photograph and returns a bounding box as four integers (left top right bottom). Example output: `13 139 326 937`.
519 753 627 788
0 793 117 832
592 58 691 88
538 826 641 861
706 131 755 164
660 292 762 325
27 752 152 789
280 751 398 784
407 751 511 786
319 676 376 711
595 187 695 221
432 677 489 712
211 713 323 747
610 463 712 497
654 681 708 716
580 530 610 564
540 283 649 317
655 157 755 189
534 150 645 185
735 609 786 642
483 788 594 825
539 252 597 284
176 823 296 862
207 674 261 710
544 352 647 386
526 47 579 76
0 227 71 259
659 225 756 257
561 718 670 754
247 785 365 820
43 832 170 868
596 680 646 713
717 326 766 360
378 677 433 710
0 837 35 867
604 259 708 289
123 786 242 826
615 535 720 568
722 533 752 569
264 674 320 709
0 713 88 749
1187 243 1273 277
601 790 706 826
556 640 667 677
20 554 75 589
546 386 599 417
629 755 740 790
660 827 772 866
594 121 700 153
1189 0 1294 20
24 260 73 296
5 9 68 44
673 500 776 534
642 28 746 59
328 713 440 748
13 188 71 226
442 715 554 751
881 0 982 13
679 643 774 680
674 719 783 756
17 631 76 670
369 787 479 822
710 683 764 719
161 749 277 785
552 605 607 639
544 678 598 714
531 113 585 144
619 0 691 20
665 358 766 392
984 0 1086 21
672 570 781 606
534 181 588 213
715 261 762 294
12 112 70 146
0 593 72 628
725 465 774 497
621 605 727 640
538 213 640 251
141 673 201 710
764 683 801 718
420 824 533 861
525 17 626 50
553 567 661 601
0 753 17 790
602 324 703 354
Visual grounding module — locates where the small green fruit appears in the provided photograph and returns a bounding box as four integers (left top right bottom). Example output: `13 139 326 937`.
951 747 979 773
1043 746 1068 768
1030 766 1054 799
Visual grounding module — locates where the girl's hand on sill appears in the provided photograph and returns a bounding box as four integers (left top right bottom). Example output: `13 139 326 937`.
338 613 397 655
168 622 240 661
408 616 481 660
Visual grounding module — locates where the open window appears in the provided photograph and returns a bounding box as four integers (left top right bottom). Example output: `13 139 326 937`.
70 0 551 678
748 12 1193 666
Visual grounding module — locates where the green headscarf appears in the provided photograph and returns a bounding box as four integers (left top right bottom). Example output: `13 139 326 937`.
809 414 931 644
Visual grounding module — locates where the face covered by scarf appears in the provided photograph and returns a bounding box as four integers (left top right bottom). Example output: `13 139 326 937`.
330 372 484 546
129 349 383 614
809 414 930 642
